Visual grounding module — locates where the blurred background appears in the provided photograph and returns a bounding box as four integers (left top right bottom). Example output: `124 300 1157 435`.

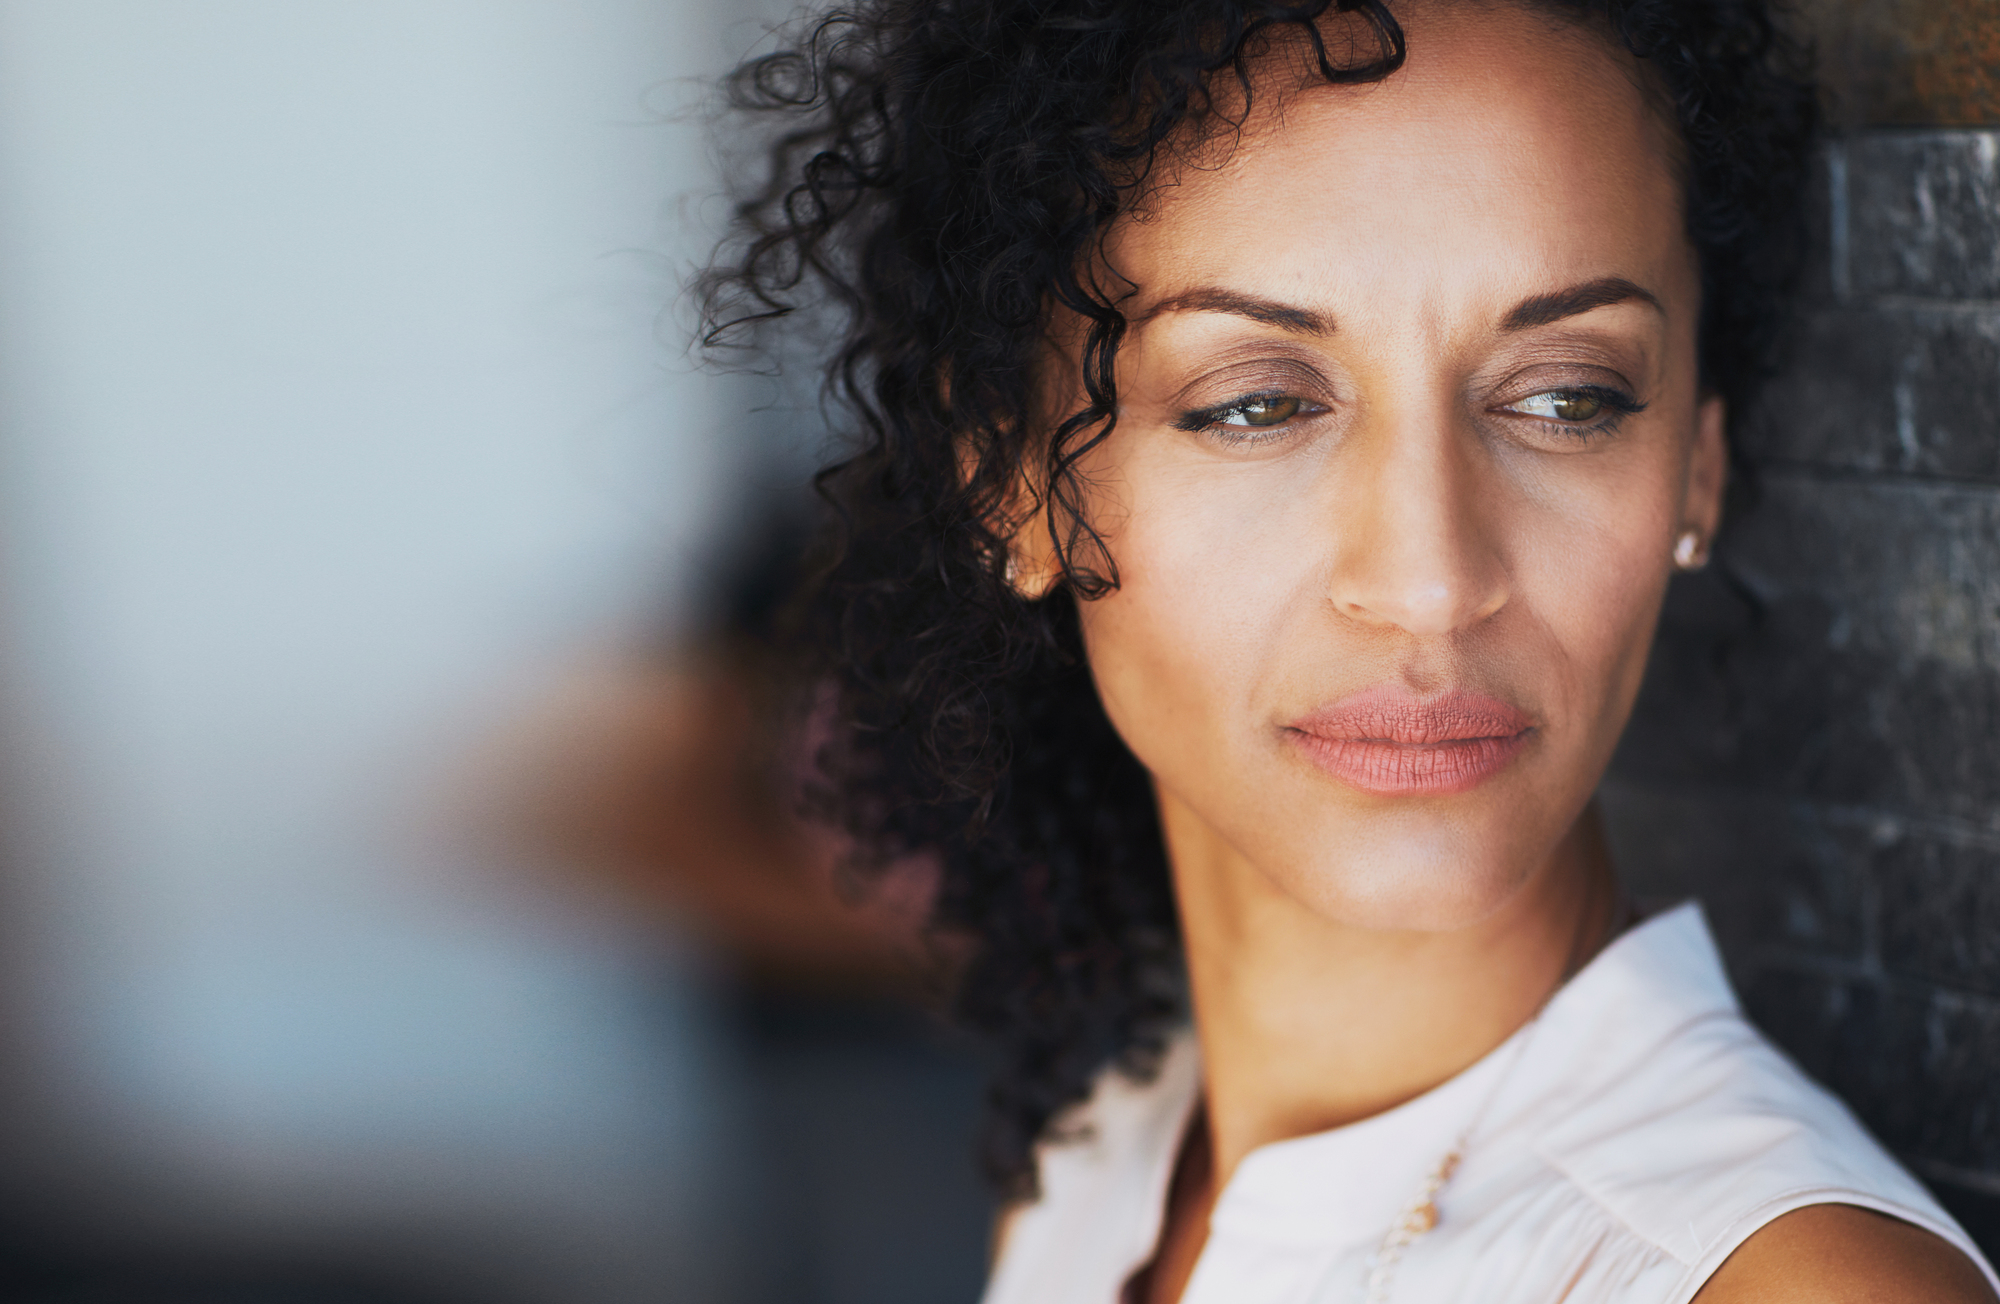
0 3 987 1301
0 3 1996 1304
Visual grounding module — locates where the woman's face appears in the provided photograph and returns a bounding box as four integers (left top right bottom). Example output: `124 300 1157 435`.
1035 3 1726 931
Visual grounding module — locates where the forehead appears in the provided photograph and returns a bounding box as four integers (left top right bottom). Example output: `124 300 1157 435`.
1109 4 1691 323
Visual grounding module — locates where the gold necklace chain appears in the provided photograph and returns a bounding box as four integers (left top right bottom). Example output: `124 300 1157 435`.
1359 879 1624 1303
1358 1019 1540 1303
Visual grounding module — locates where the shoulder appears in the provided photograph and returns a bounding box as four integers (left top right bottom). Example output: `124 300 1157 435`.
1691 1204 1998 1304
1532 1007 1997 1298
1514 908 1996 1298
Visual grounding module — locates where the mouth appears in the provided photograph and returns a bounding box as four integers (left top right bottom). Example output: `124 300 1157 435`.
1284 687 1536 797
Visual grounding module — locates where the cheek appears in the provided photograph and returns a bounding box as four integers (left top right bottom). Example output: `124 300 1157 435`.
1076 456 1316 770
1514 453 1679 741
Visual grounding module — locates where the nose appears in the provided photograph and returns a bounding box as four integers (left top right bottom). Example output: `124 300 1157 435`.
1325 407 1510 637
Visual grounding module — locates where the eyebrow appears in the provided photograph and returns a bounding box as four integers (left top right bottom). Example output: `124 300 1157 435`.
1501 277 1662 332
1140 287 1333 335
1138 277 1660 336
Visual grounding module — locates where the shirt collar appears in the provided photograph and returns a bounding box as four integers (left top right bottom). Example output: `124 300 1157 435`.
1179 901 1734 1247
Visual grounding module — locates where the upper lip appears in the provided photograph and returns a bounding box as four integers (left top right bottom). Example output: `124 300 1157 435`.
1288 686 1535 746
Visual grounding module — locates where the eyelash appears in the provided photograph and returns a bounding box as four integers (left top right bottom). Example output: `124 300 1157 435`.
1503 385 1648 439
1172 384 1648 444
1171 390 1324 438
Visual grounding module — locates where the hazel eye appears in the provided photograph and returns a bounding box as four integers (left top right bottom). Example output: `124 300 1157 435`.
1506 390 1605 422
1218 395 1304 427
1171 390 1329 437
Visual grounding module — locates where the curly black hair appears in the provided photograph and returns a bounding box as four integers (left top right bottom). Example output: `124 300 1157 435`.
698 0 1817 1196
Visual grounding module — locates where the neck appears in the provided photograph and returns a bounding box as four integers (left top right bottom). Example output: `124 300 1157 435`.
1164 795 1617 1186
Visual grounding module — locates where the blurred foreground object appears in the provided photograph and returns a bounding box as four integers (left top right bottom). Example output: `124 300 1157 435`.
513 649 941 991
0 2 768 1300
499 532 994 1303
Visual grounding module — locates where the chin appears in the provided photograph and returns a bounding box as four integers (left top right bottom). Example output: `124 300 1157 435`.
1269 815 1541 933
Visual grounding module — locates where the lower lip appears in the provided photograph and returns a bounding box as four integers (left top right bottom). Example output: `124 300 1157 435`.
1286 730 1532 796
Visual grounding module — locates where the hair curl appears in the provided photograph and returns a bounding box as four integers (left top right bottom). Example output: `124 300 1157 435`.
698 0 1817 1196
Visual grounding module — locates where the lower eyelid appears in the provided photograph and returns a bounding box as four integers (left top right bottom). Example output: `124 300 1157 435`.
1525 413 1631 441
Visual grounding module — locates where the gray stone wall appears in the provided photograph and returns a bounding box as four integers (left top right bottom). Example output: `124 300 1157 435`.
1602 128 2000 1256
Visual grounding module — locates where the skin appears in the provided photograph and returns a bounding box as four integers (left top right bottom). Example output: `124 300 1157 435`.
1002 5 1996 1302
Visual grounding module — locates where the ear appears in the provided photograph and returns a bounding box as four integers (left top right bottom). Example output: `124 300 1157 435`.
1680 393 1728 550
958 431 1063 602
1006 506 1063 600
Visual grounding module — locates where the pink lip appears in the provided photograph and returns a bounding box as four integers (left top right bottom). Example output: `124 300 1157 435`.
1285 687 1536 797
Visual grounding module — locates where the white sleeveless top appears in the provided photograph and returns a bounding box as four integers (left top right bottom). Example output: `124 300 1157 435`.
983 903 1999 1304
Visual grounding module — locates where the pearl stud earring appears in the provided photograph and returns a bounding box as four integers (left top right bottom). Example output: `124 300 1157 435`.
1673 530 1707 571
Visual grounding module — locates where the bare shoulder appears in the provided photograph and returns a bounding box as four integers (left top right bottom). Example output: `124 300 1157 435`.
1693 1204 1996 1304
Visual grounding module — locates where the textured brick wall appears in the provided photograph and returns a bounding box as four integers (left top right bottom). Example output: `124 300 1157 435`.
1601 128 2000 1256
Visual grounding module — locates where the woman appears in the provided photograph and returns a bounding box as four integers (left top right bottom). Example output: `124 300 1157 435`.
700 0 2000 1300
